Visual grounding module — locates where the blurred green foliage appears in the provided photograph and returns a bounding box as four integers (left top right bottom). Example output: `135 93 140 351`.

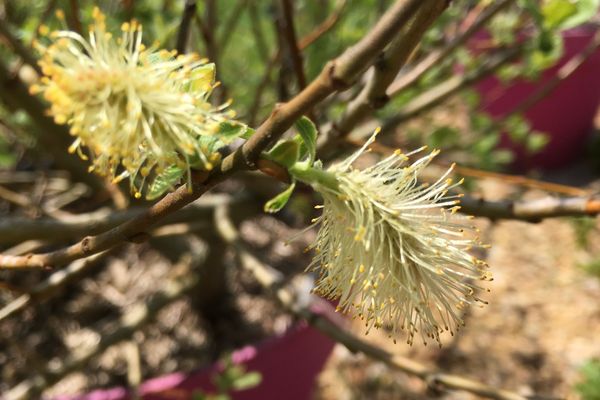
576 359 600 400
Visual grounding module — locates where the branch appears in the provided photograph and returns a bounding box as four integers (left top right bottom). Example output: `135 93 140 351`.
247 0 346 125
214 205 534 400
175 0 197 53
326 0 448 140
460 195 600 222
0 193 248 245
380 46 522 136
279 0 307 90
387 0 516 95
0 0 439 270
0 251 111 323
4 261 200 400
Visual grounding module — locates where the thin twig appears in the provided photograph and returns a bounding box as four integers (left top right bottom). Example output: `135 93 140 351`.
322 0 448 149
298 0 347 49
460 195 600 222
247 0 347 125
218 0 248 52
279 0 307 90
344 137 590 196
175 0 197 53
387 0 516 95
4 260 200 400
0 194 248 245
0 0 438 270
0 251 111 323
380 46 523 136
214 205 534 400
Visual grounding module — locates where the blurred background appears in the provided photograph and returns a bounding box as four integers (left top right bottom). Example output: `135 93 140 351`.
1 0 600 399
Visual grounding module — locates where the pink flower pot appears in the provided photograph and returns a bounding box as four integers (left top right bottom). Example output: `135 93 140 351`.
476 27 600 170
49 300 341 400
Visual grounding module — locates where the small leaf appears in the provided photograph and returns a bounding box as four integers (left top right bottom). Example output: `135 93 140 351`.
542 0 577 29
231 372 262 391
266 140 300 168
216 121 248 143
526 132 549 153
146 165 184 200
294 116 317 163
264 182 296 213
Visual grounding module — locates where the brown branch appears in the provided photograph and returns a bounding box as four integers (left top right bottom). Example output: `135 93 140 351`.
0 0 439 270
0 252 111 323
298 0 347 49
247 0 346 125
460 195 600 222
380 46 522 136
279 0 307 90
4 259 201 400
175 0 197 53
321 0 448 149
499 27 600 122
67 0 82 35
387 0 516 95
0 194 247 245
214 205 534 400
0 22 42 74
218 0 248 52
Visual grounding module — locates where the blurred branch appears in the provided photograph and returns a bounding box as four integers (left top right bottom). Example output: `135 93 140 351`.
497 27 600 123
0 251 111 323
218 0 248 52
387 0 516 95
323 0 448 146
175 0 197 53
0 193 249 245
0 0 441 270
67 0 82 35
345 137 590 196
279 0 307 90
380 46 523 136
298 0 347 49
4 259 201 400
460 195 600 222
0 22 42 74
248 0 346 125
214 205 534 400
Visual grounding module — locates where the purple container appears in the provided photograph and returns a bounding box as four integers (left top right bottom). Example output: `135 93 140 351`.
49 300 341 400
476 27 600 170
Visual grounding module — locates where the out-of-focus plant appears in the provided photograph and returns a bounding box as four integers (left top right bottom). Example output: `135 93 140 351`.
192 356 262 400
576 359 600 400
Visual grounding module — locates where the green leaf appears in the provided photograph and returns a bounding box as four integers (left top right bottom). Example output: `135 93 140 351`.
216 121 249 143
231 372 262 391
266 140 300 168
526 132 549 153
190 63 216 92
146 165 184 200
264 182 296 213
473 132 500 154
294 116 317 163
542 0 577 29
505 115 531 143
